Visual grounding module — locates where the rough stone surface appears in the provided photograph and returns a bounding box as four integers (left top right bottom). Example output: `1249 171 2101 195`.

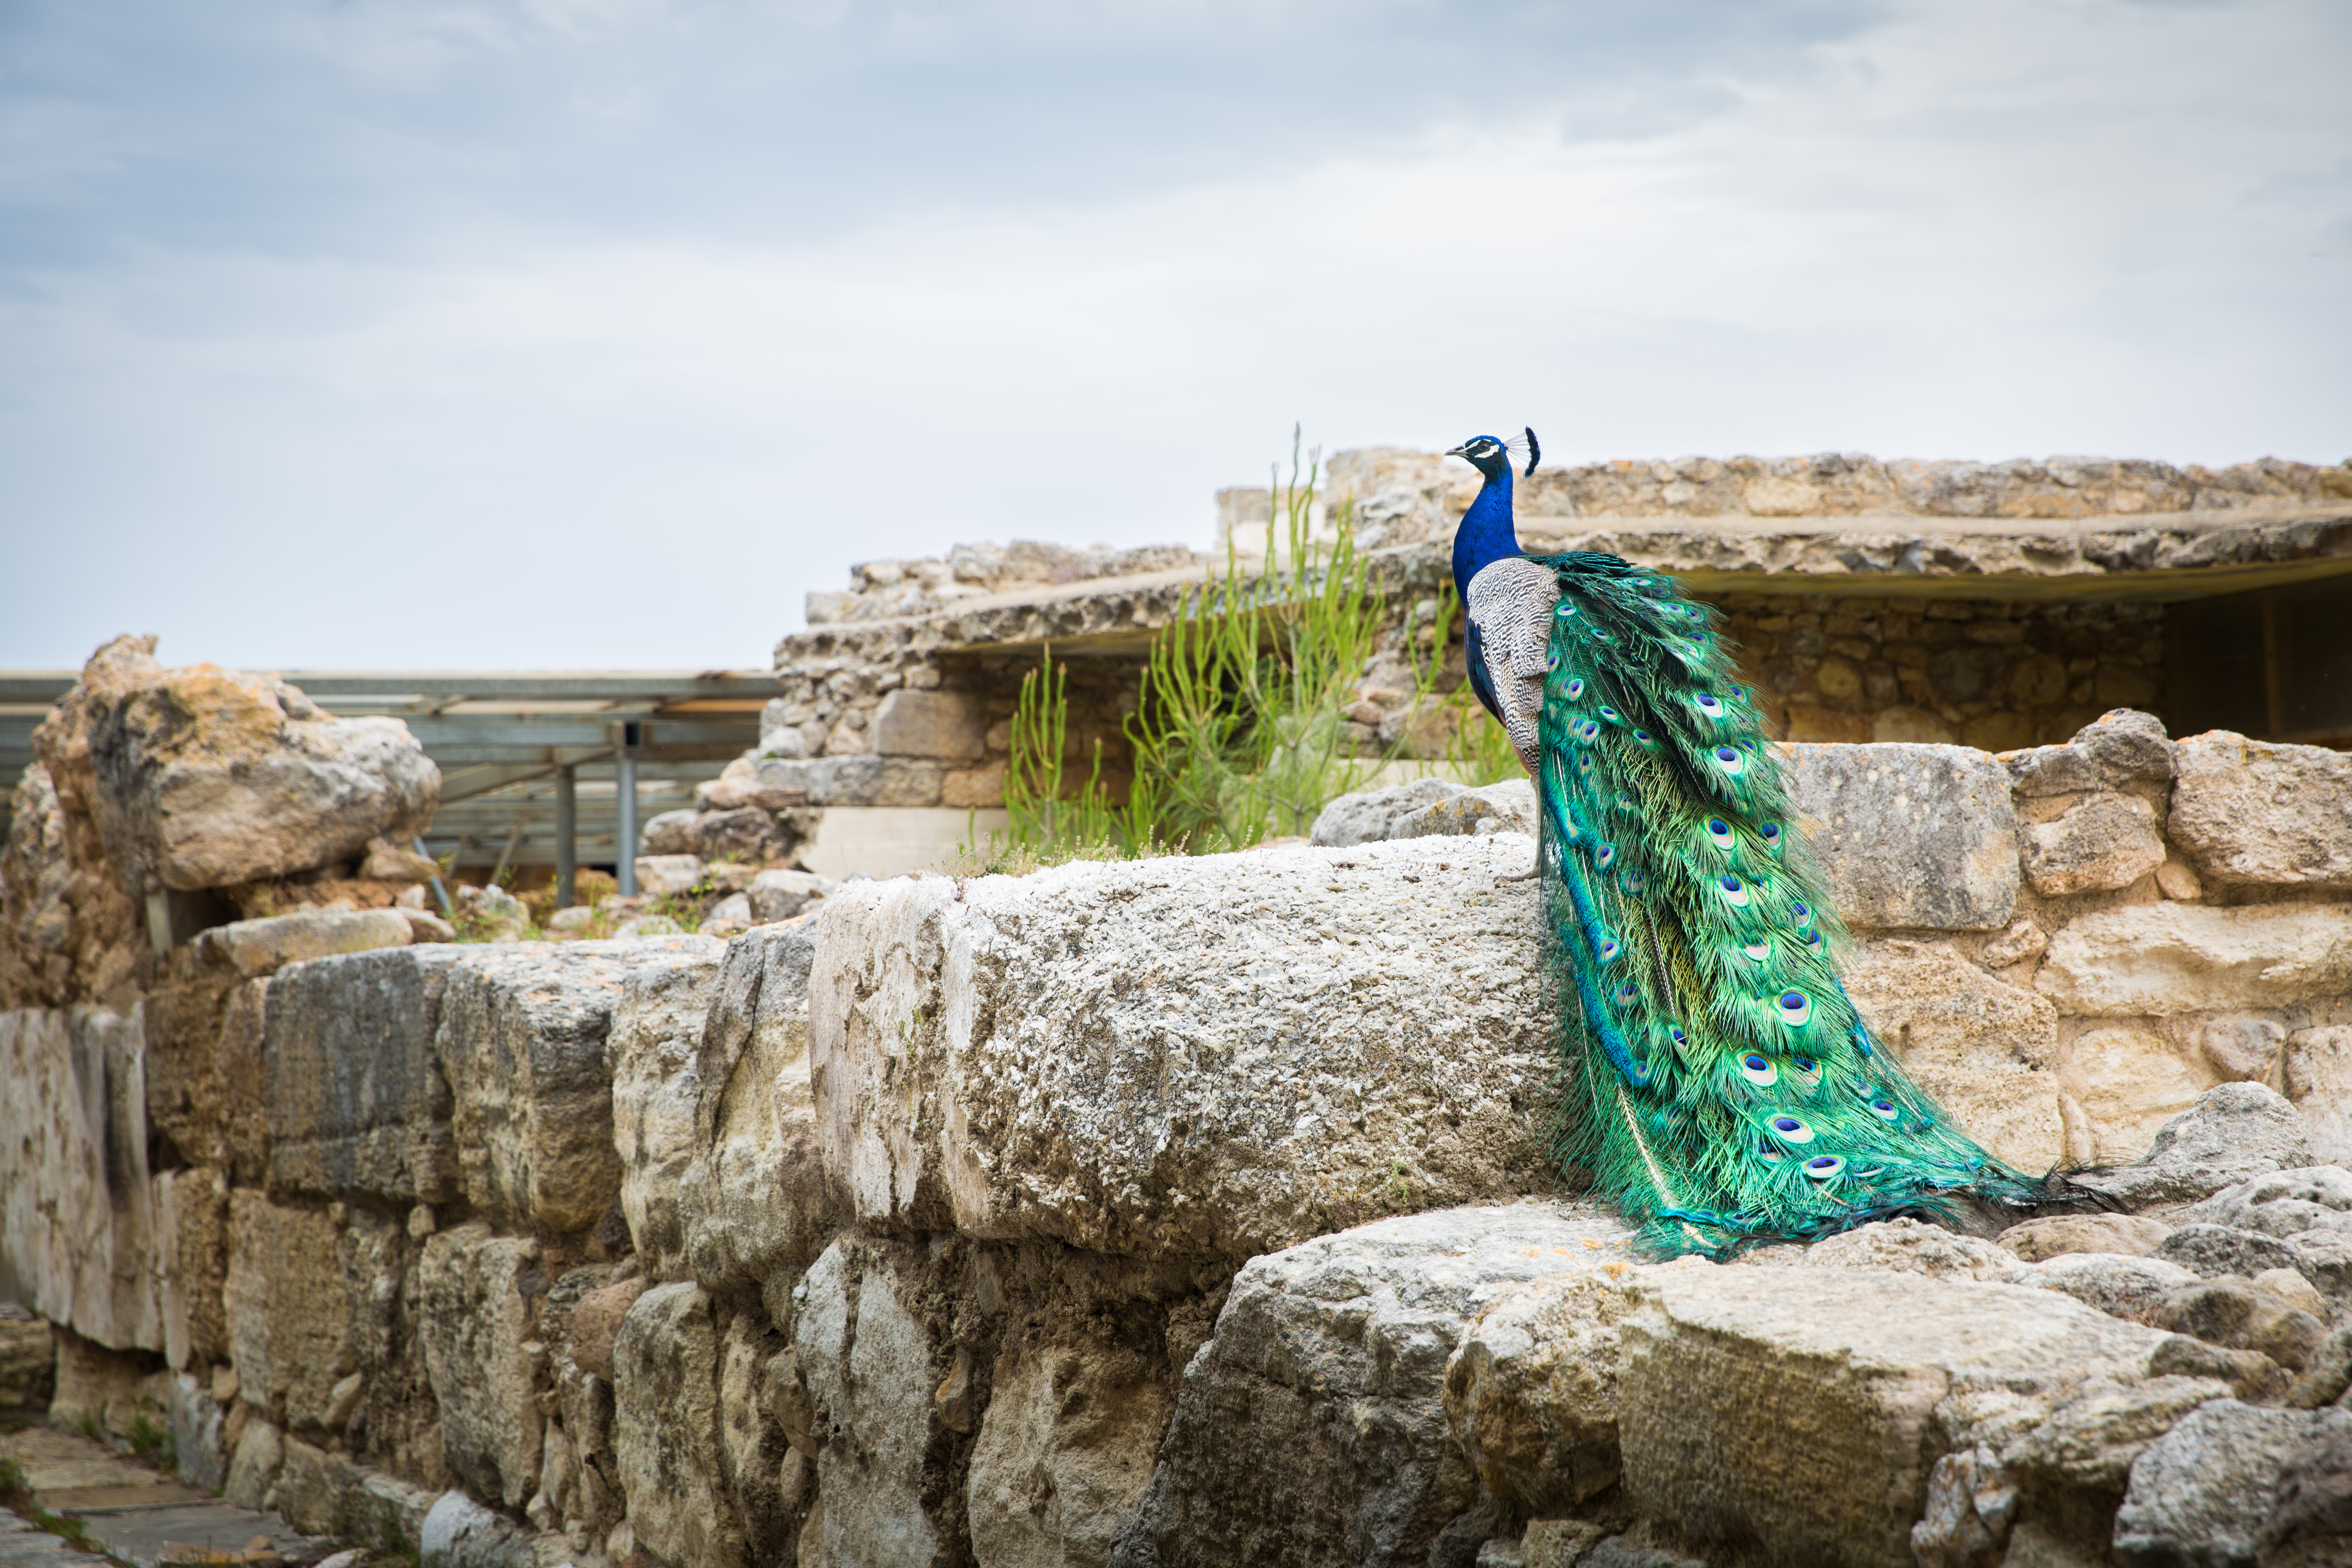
40 641 439 893
155 1164 230 1369
225 1192 350 1432
1841 938 2065 1170
968 1335 1170 1568
2285 1026 2352 1168
1997 1214 2175 1261
2070 1022 2216 1163
1446 1270 1643 1515
417 1222 545 1512
1114 1201 1637 1568
1394 780 1538 841
2169 732 2352 890
437 938 720 1234
2077 1084 2316 1208
873 689 987 761
2035 902 2352 1016
1309 779 1469 848
2183 1167 2352 1243
2022 792 2167 897
747 870 835 924
418 1488 533 1568
201 911 415 978
2009 1252 2201 1325
1780 743 2020 931
811 840 1559 1257
1617 1263 2174 1568
2114 1402 2350 1568
613 1282 744 1568
265 947 462 1201
0 1006 161 1353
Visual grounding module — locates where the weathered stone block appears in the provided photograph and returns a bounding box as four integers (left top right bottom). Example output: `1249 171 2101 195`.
2285 1025 2352 1167
2036 903 2352 1016
266 947 462 1202
810 839 1559 1257
718 756 945 808
417 1221 545 1512
155 1165 228 1369
746 869 833 924
635 854 704 897
2077 1084 2315 1208
792 1238 956 1568
2169 731 2352 888
2114 1401 2349 1567
2069 1022 2213 1163
1310 778 1466 847
1996 1213 2174 1262
225 1191 350 1431
970 1333 1169 1568
201 910 414 979
1396 780 1538 841
0 1007 162 1353
1780 743 2019 931
1616 1264 2172 1568
640 810 701 857
53 649 439 893
1841 939 2064 1171
1116 1202 1636 1568
872 688 987 761
614 1282 744 1568
1446 1269 1641 1517
438 939 719 1234
2022 792 2166 896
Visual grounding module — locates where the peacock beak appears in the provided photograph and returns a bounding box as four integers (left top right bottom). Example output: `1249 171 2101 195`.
1444 444 1467 457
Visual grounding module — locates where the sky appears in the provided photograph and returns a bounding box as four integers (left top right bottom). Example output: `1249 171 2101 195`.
2 0 2347 670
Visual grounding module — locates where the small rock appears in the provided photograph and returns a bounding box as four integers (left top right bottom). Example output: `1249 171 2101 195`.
2156 1277 2326 1371
1981 918 2048 969
2263 1414 2352 1561
747 869 835 924
399 908 456 944
361 836 443 883
706 893 752 925
639 810 701 857
200 908 415 976
2115 1402 2348 1568
2010 1375 2232 1496
2183 1167 2352 1241
2257 1268 2331 1320
545 907 596 939
634 855 704 898
2148 1335 2291 1404
1520 1521 1607 1568
2076 1084 2315 1208
2070 709 2175 786
613 916 685 938
1801 1218 2021 1280
1395 780 1537 841
1583 1541 1710 1568
1998 1213 2174 1261
1310 778 1468 847
2201 1015 2288 1083
2023 791 2166 897
2286 1325 2352 1409
2158 1224 2311 1282
2011 1252 2199 1324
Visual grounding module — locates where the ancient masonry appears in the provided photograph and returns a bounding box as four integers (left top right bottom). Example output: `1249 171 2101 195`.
2 452 2352 1567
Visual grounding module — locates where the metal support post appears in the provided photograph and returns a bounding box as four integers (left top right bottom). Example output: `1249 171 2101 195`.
616 727 640 896
555 764 577 908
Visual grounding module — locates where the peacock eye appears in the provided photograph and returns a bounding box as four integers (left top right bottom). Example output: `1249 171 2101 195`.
1712 746 1746 776
1614 979 1640 1007
1597 704 1621 723
1870 1099 1900 1121
1704 818 1735 851
1595 936 1621 963
1768 1114 1814 1143
1777 990 1813 1026
1717 874 1750 907
1802 1155 1845 1179
1742 941 1770 962
1739 1053 1776 1086
1564 678 1585 698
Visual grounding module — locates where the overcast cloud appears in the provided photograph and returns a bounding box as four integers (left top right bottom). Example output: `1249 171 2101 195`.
2 0 2346 669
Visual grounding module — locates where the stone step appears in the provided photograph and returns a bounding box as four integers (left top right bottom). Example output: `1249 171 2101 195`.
0 1431 331 1568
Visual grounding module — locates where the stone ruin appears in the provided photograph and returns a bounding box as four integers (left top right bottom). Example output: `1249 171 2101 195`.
3 450 2352 1567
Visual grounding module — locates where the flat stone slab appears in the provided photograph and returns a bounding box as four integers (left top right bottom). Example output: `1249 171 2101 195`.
0 1513 111 1568
0 1430 331 1568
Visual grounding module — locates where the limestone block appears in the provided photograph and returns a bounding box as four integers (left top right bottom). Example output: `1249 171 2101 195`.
686 928 838 1306
718 1312 807 1567
1614 1264 2172 1568
714 755 945 808
2169 731 2352 888
2008 709 2175 797
1394 780 1538 841
968 1333 1172 1568
418 1489 533 1568
615 1282 744 1568
168 1368 229 1491
697 809 790 865
2077 1083 2315 1208
1996 1213 2174 1261
640 810 701 856
0 1007 163 1353
2069 1023 2212 1163
1310 778 1466 847
2036 902 2352 1015
417 1222 545 1511
2114 1402 2350 1567
635 854 704 897
611 944 726 1280
2199 1013 2287 1083
200 910 414 978
2285 1026 2352 1166
1780 743 2019 931
220 978 271 1185
1115 1202 1636 1568
540 1264 628 1542
0 1314 55 1415
1841 939 2065 1170
793 1238 956 1568
52 648 439 892
872 688 987 761
437 939 720 1234
225 1191 350 1432
810 840 1560 1258
225 1416 285 1510
747 869 834 924
1445 1270 1643 1516
2008 1253 2199 1325
265 947 463 1202
50 1325 169 1439
2022 792 2166 897
155 1165 228 1369
2180 1167 2352 1244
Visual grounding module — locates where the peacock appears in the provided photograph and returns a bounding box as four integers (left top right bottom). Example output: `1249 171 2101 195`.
1448 429 2077 1256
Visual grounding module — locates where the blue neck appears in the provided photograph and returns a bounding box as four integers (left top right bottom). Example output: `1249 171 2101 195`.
1451 463 1520 596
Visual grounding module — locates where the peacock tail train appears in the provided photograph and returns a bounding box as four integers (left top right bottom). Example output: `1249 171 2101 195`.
1530 550 2053 1257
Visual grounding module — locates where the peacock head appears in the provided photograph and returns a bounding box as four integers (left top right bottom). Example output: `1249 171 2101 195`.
1445 427 1540 479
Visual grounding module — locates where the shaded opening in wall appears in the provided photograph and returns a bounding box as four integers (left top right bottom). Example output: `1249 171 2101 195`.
2167 571 2352 747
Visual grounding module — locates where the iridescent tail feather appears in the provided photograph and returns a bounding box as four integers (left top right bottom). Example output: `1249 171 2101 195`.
1529 551 2082 1256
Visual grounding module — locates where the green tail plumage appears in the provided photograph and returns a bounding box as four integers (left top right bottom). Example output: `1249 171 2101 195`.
1531 551 2051 1256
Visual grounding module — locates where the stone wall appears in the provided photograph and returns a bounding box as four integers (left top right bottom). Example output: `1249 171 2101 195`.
2 712 2348 1565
